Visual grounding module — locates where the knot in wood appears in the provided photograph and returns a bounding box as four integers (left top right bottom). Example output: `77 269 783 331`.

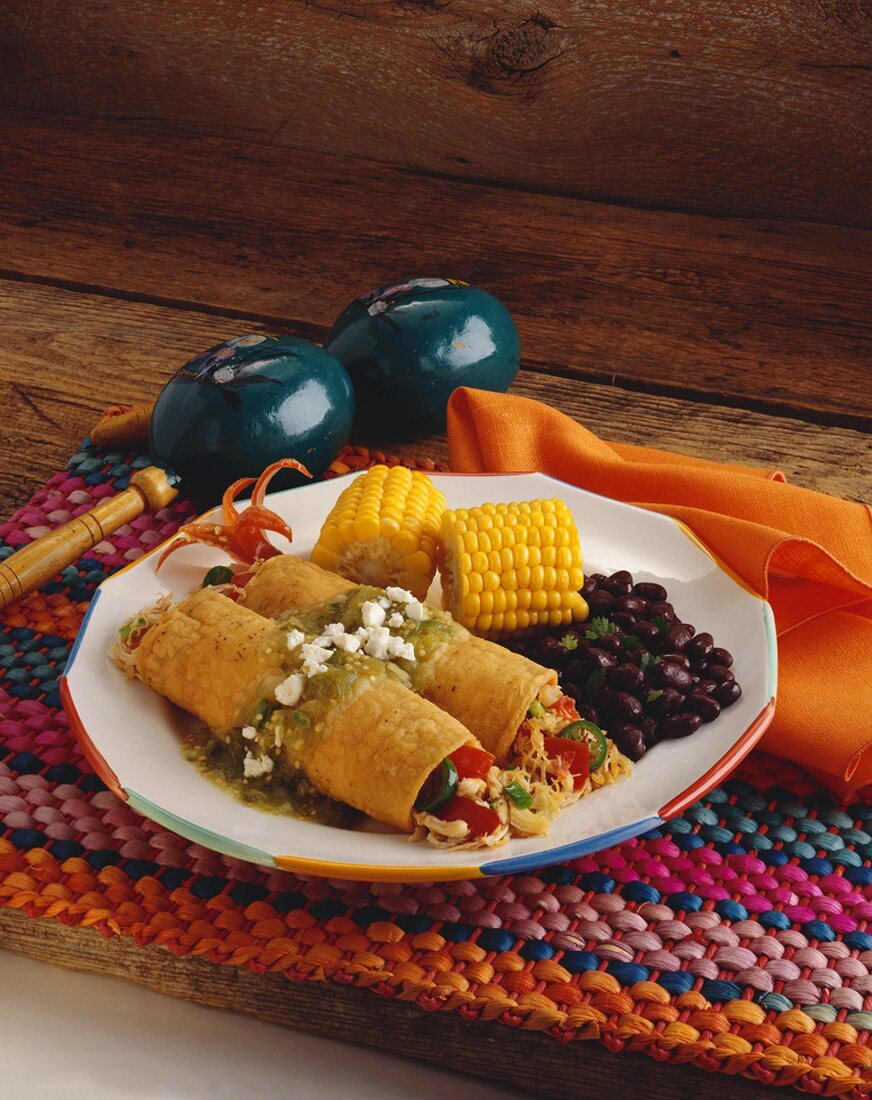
470 13 565 93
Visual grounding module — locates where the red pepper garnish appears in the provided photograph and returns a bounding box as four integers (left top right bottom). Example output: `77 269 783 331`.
157 458 311 571
439 796 501 838
544 735 590 791
551 694 580 722
449 745 495 781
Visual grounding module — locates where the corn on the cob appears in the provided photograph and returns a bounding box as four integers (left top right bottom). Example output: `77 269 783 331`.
438 499 588 638
312 465 446 600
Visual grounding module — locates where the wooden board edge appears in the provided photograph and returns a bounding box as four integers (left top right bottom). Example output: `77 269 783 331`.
0 907 783 1100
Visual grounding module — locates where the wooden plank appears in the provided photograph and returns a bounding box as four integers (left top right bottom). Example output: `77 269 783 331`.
1 2 869 225
0 908 781 1100
0 111 869 430
0 278 867 514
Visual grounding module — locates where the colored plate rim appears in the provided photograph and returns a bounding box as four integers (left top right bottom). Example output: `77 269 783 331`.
61 470 778 881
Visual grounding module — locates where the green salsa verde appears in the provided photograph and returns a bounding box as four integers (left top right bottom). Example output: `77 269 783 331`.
183 729 357 827
185 586 460 826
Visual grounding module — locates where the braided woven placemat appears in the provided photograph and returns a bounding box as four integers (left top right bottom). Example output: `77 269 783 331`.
0 441 870 1096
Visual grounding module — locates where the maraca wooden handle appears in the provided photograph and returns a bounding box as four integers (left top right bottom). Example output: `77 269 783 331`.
0 467 178 610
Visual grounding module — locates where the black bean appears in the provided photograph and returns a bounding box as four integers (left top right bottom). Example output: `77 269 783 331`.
684 622 697 638
611 611 638 632
664 623 693 651
697 679 718 695
587 590 616 616
565 658 588 684
710 647 734 668
595 687 619 716
663 712 703 739
574 703 600 725
713 680 742 707
611 691 644 721
563 681 582 704
706 664 735 684
685 691 722 722
608 664 645 693
612 723 647 761
657 660 693 692
581 576 599 598
659 652 691 669
634 621 660 644
640 717 661 746
647 688 685 716
596 634 625 656
619 595 650 615
633 582 667 602
588 647 618 671
603 571 633 597
588 573 609 588
686 632 714 661
650 601 675 622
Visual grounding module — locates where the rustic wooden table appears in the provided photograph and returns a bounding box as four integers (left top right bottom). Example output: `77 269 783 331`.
0 105 869 1098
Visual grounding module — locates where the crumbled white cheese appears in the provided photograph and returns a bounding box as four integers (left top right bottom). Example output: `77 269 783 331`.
313 635 333 648
333 631 361 653
275 672 305 706
387 612 404 629
385 586 414 604
405 599 426 622
377 596 391 609
386 634 416 662
243 751 274 779
301 642 333 665
274 726 282 750
361 600 386 628
241 725 257 741
321 622 345 637
363 625 392 659
286 628 305 651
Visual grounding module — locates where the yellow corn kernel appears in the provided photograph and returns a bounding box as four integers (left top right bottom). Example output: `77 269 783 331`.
311 465 446 600
439 497 589 638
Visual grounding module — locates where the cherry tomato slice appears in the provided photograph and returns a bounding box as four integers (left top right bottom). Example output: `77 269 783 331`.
449 745 496 781
439 796 501 838
544 735 590 790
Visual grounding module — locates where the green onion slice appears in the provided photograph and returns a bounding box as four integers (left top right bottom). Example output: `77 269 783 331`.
504 780 534 809
202 565 234 588
527 700 546 719
414 758 458 814
560 719 609 771
252 698 270 727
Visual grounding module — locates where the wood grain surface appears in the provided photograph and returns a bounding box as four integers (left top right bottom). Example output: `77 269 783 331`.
0 102 868 1100
0 279 869 513
1 110 870 432
0 907 783 1100
1 2 869 226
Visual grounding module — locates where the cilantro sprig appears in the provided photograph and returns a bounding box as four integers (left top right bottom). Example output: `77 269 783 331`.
585 617 618 640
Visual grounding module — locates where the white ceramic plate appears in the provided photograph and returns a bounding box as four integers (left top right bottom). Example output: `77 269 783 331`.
61 472 777 882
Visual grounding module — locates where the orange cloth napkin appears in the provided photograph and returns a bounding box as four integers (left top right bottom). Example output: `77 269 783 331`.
447 388 872 800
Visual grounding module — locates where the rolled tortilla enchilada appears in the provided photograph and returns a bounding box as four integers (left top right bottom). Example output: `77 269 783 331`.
241 555 557 762
128 588 477 832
